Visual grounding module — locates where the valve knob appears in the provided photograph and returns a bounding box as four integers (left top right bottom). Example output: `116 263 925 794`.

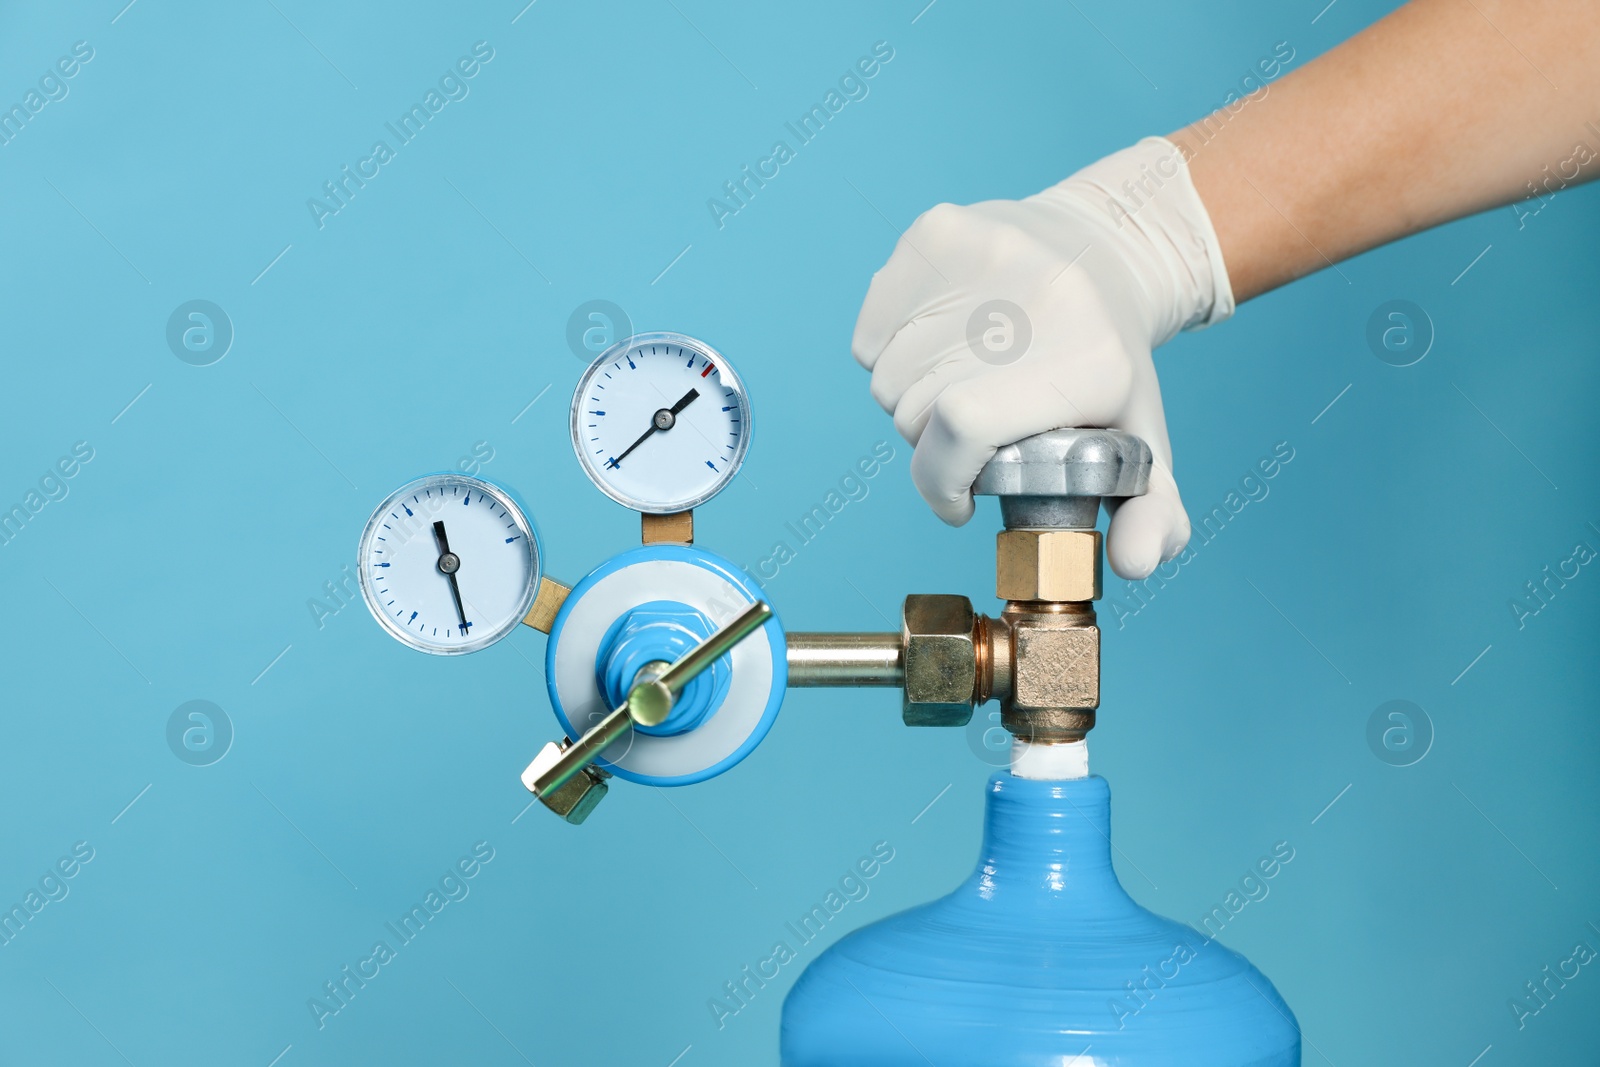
972 428 1151 530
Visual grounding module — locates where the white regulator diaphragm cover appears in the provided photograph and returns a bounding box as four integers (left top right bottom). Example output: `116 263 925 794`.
545 545 786 786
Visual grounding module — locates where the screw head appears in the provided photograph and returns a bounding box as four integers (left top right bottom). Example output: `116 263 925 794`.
626 678 674 728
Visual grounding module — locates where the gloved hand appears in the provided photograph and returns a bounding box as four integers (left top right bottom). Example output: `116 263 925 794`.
852 137 1234 579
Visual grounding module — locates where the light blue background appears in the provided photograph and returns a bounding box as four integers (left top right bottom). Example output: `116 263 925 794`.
1 1 1596 1064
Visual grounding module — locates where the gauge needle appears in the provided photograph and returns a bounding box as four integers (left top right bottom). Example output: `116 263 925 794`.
432 520 470 633
605 388 700 469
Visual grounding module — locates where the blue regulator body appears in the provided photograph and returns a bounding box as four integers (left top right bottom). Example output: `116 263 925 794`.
544 543 786 787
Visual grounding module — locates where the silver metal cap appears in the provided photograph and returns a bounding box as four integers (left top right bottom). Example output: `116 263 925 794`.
973 428 1152 529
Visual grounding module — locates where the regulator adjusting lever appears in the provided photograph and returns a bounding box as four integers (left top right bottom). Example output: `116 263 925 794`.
520 600 774 823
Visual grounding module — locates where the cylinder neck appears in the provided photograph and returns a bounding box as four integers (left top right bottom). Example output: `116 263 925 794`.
966 773 1135 916
1010 737 1088 779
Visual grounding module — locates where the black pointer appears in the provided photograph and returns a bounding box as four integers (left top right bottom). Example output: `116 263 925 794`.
604 388 700 470
432 520 470 634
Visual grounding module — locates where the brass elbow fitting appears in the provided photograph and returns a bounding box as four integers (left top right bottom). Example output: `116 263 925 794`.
888 529 1103 741
785 429 1150 746
992 528 1103 741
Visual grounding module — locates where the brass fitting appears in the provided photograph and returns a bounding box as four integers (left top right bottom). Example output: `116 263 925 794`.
798 584 1099 739
971 428 1151 743
995 529 1101 602
901 594 979 727
542 769 609 824
522 740 610 824
888 589 1098 739
785 429 1148 747
895 529 1105 740
1000 601 1098 741
992 530 1103 742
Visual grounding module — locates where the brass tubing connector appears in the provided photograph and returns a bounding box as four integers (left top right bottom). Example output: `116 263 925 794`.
785 596 1098 741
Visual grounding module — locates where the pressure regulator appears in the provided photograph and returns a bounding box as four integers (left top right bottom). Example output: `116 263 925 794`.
357 330 1153 824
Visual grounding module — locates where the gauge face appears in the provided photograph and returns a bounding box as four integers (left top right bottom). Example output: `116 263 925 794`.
357 474 541 655
570 332 752 513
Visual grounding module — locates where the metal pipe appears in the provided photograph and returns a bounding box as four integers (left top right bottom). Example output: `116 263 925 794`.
786 632 903 687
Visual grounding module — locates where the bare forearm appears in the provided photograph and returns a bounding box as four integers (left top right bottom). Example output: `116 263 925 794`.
1172 0 1600 301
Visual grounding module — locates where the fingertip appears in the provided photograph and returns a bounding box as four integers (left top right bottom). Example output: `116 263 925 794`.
1107 539 1158 581
910 451 975 528
1105 496 1170 581
913 476 974 528
935 494 975 527
851 298 891 373
869 370 899 416
852 260 923 373
850 324 879 372
1160 514 1192 563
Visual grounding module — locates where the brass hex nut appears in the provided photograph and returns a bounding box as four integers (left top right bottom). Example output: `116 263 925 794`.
541 768 608 825
521 741 609 825
996 529 1102 602
901 593 978 727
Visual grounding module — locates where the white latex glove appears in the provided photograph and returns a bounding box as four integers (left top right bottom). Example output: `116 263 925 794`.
852 137 1234 579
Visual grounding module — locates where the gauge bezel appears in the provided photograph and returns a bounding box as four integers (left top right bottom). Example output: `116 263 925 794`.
568 331 753 514
356 473 542 656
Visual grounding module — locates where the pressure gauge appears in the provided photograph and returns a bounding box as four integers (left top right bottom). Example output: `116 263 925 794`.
570 332 752 513
357 474 541 655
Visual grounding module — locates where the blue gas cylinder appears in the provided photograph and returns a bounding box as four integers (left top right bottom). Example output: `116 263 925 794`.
781 773 1301 1066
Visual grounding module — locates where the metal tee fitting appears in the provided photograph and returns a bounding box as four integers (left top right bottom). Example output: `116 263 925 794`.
785 427 1151 743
